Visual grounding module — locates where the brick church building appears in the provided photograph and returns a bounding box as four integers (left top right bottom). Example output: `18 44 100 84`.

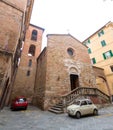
33 34 110 110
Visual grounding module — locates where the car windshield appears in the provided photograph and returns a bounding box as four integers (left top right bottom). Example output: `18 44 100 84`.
74 101 80 105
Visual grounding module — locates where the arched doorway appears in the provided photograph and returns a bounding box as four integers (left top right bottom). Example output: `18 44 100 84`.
70 74 79 90
69 67 79 91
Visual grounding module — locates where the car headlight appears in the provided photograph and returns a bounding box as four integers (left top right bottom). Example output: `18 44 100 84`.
68 109 75 114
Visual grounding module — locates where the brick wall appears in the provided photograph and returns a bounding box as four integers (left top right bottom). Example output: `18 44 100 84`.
2 0 27 11
33 48 47 109
12 25 44 103
0 0 34 108
0 2 23 53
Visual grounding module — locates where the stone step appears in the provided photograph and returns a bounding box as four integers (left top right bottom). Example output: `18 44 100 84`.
49 108 63 114
48 102 64 114
50 106 62 111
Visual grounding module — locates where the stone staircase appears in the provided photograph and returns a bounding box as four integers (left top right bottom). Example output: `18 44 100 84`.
48 87 111 114
49 102 64 114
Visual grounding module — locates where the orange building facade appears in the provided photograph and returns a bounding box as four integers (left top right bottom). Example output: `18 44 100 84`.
12 24 44 103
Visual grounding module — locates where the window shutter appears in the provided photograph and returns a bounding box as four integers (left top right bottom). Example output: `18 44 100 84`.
103 53 106 59
98 33 100 37
110 50 113 57
102 30 104 34
88 48 91 54
94 58 96 64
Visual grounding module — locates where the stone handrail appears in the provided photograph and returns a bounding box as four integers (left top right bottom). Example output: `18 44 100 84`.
61 87 110 108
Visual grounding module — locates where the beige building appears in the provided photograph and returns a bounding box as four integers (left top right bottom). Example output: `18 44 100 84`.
83 21 113 100
0 0 34 109
12 24 44 103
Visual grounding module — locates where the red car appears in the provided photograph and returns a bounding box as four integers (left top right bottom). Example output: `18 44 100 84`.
10 97 28 110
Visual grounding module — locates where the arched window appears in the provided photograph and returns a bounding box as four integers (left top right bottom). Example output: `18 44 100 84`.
28 45 36 56
26 70 30 76
28 59 32 67
31 30 38 41
67 48 74 56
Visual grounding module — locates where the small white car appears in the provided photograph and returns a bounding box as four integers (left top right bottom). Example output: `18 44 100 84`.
67 99 98 119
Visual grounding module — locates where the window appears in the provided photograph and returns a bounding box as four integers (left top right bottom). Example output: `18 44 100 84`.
110 66 113 72
103 50 113 59
27 70 30 76
28 45 36 56
91 58 96 64
67 48 74 56
101 40 106 47
81 101 87 106
88 48 91 54
98 30 104 37
84 39 90 45
31 30 38 41
27 0 30 6
28 59 32 67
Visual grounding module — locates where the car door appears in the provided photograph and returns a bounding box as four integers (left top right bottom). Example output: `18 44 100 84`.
87 100 94 114
79 100 89 115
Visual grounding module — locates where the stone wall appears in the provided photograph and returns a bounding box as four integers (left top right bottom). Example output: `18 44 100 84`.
0 1 23 53
33 48 47 109
0 53 12 108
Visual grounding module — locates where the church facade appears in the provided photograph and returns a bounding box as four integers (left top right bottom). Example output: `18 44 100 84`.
33 34 105 110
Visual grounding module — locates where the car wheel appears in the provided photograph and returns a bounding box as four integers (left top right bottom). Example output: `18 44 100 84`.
68 114 71 117
76 111 81 119
93 109 98 116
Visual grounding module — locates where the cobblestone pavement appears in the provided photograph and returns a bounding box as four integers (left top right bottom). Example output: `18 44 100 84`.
0 105 113 130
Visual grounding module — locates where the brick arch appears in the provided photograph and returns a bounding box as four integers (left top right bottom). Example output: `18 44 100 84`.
93 66 111 96
31 29 38 41
28 44 36 56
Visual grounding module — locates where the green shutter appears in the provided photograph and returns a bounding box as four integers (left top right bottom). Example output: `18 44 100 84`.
109 50 113 57
88 39 90 43
88 48 91 54
103 53 106 59
98 30 104 37
94 58 96 64
98 33 100 37
92 58 96 64
101 30 104 34
101 40 106 46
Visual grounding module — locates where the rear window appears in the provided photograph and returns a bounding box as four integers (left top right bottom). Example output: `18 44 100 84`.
18 98 26 102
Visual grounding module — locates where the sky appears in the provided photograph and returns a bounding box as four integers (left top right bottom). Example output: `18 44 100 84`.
30 0 113 49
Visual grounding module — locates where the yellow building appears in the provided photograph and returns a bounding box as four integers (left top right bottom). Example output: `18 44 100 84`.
83 21 113 100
